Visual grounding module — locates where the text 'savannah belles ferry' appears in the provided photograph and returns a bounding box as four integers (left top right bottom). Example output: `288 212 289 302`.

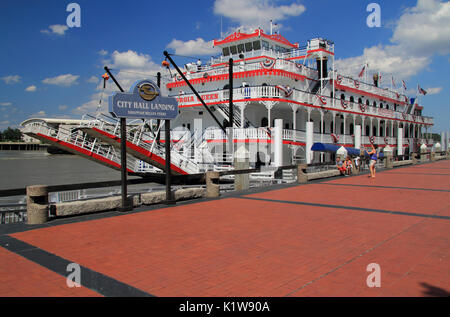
21 28 435 178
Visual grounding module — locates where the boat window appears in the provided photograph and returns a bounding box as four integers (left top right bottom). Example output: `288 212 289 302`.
230 46 237 55
262 41 269 50
245 42 253 52
237 44 245 53
261 117 268 127
380 103 384 109
350 96 354 103
358 98 362 104
366 100 370 106
223 47 230 56
341 94 345 100
373 101 377 108
253 41 261 50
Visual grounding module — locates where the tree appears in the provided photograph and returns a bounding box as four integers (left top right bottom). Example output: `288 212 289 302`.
1 127 23 142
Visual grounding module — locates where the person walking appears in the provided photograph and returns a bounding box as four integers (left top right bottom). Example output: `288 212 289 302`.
366 144 378 178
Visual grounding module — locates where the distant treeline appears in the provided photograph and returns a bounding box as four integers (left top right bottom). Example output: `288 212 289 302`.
0 127 23 142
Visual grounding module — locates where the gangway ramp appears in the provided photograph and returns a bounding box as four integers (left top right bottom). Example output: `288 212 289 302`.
80 118 199 175
21 120 141 174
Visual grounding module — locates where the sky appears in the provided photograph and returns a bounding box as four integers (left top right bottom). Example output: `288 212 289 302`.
0 0 449 133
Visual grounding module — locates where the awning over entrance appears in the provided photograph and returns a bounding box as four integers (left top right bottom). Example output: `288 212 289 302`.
311 143 384 158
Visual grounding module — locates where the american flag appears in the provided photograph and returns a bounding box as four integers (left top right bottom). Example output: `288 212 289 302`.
418 84 427 95
402 80 407 90
358 65 366 78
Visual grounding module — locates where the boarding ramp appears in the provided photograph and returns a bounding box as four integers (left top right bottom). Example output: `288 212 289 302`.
79 115 200 175
21 120 145 174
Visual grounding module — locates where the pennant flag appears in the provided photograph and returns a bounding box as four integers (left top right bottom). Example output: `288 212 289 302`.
418 84 427 95
402 80 407 90
358 65 366 78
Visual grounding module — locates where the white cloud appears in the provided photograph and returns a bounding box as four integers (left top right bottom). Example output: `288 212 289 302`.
42 74 79 86
336 0 450 80
29 111 46 118
0 102 12 106
98 49 108 56
214 0 306 33
25 85 37 92
426 86 443 95
167 38 220 56
58 105 69 111
41 24 69 36
74 50 164 115
1 75 21 84
87 76 100 84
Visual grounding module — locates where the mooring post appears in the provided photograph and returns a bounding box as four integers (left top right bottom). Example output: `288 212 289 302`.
205 172 220 198
26 185 48 224
297 164 307 184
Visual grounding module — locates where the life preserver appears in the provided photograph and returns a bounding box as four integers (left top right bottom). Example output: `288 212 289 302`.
176 75 182 81
162 60 170 68
331 133 339 143
341 99 348 109
203 72 208 79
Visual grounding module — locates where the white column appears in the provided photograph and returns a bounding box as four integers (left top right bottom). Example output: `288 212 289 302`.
273 119 283 167
355 125 361 149
290 104 299 130
398 127 403 156
306 121 314 164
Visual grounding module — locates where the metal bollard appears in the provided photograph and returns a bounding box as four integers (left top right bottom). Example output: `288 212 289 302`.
297 164 307 184
26 185 49 224
205 172 220 198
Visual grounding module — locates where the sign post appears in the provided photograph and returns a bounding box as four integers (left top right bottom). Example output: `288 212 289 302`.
109 78 178 206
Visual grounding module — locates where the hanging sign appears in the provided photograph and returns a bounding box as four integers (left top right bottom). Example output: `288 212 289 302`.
109 79 178 120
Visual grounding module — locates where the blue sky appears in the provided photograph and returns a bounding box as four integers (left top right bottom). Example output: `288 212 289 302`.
0 0 448 133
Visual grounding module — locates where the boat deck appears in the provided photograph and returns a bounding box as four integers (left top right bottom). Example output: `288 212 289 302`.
0 160 449 297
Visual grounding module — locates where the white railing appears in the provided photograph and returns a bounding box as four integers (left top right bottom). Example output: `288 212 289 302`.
173 56 318 84
23 121 142 172
82 116 200 174
174 85 433 125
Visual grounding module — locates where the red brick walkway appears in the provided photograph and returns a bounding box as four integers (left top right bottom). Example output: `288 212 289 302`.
1 160 449 297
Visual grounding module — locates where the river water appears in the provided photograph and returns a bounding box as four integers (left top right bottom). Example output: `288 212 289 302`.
0 151 161 204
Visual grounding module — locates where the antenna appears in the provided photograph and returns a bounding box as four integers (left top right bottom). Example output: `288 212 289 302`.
220 16 223 39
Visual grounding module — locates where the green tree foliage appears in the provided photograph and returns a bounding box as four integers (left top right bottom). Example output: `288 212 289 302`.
1 127 23 142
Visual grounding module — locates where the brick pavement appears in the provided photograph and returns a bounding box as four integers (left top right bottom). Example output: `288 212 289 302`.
0 160 449 297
